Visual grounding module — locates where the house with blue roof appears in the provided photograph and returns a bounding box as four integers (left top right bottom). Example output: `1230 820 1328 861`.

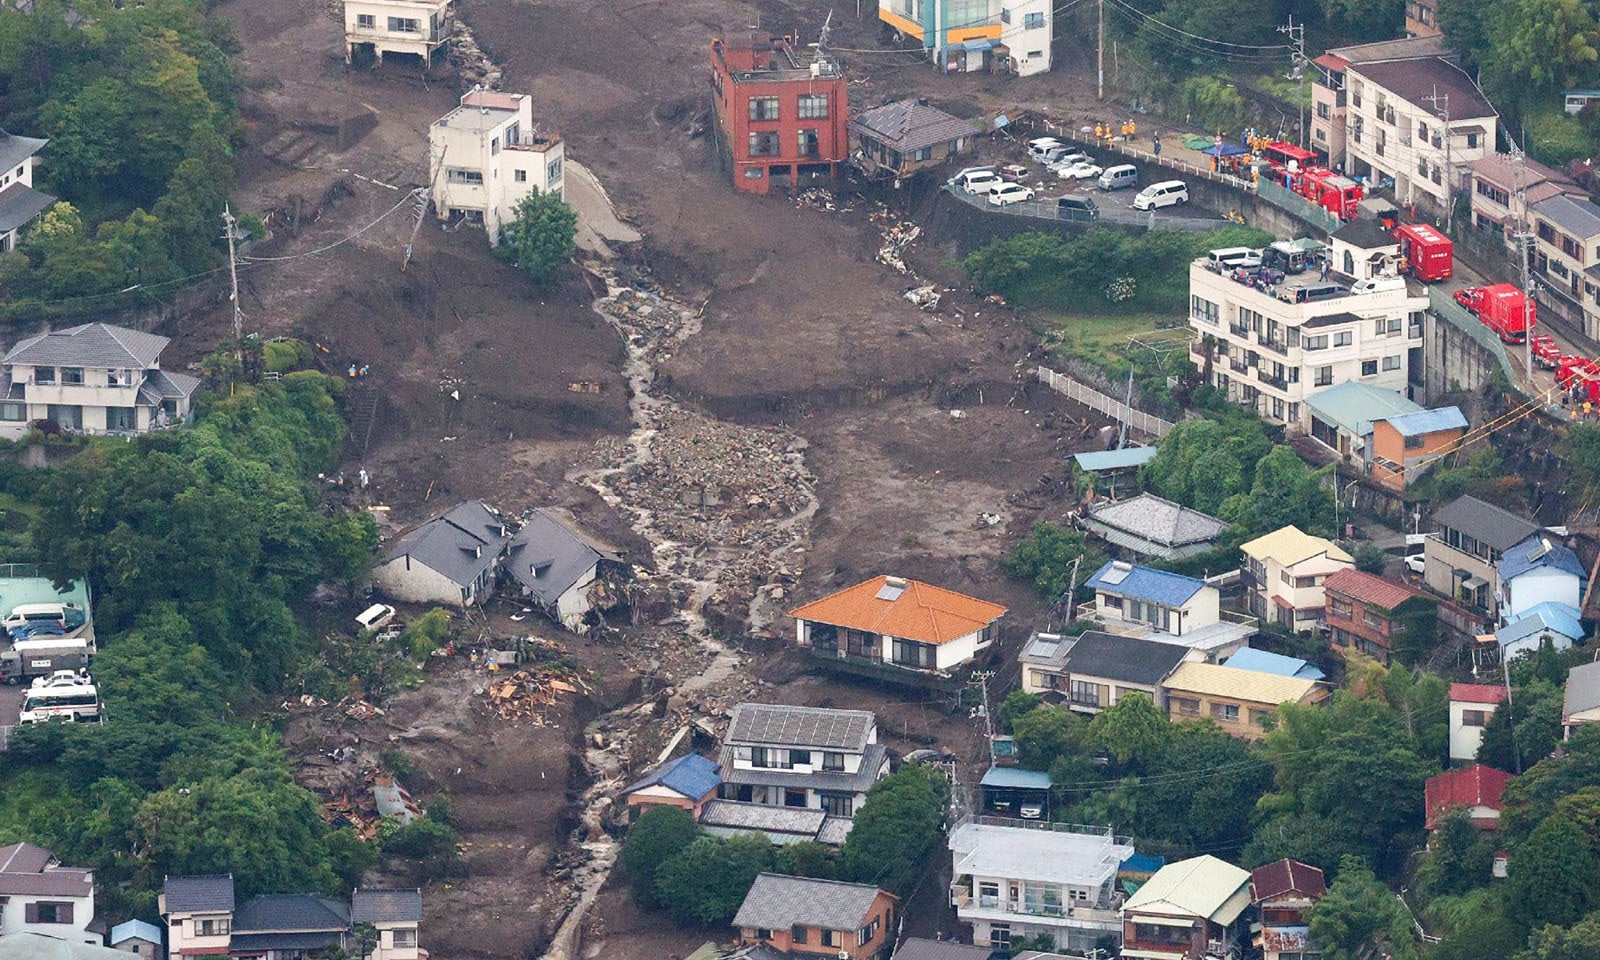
1496 534 1586 628
1084 561 1216 637
1493 601 1586 659
619 753 721 819
1369 404 1469 490
1222 647 1326 681
1304 381 1467 490
108 919 163 960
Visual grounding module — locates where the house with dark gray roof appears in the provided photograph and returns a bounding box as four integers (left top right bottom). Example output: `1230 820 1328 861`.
502 508 626 632
0 843 97 944
1048 630 1200 715
1563 660 1600 740
1528 192 1600 342
373 500 511 606
892 939 991 960
1423 495 1540 617
717 703 890 822
0 130 55 254
732 874 897 960
0 323 200 440
849 98 980 180
161 880 422 960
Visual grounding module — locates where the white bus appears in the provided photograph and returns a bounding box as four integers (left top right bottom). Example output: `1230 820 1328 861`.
19 672 102 724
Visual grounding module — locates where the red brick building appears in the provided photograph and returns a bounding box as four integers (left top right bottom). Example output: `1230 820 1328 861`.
1324 568 1435 663
710 33 849 194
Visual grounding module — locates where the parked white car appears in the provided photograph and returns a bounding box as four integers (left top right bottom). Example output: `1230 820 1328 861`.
1026 137 1063 160
988 183 1035 206
958 170 1003 194
1405 554 1426 576
1132 180 1189 210
1047 151 1092 171
1057 162 1103 181
947 165 996 187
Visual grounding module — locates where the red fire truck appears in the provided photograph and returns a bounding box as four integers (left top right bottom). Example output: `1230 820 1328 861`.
1453 283 1536 344
1558 356 1600 404
1293 168 1364 220
1530 334 1562 369
1259 140 1320 174
1393 223 1453 282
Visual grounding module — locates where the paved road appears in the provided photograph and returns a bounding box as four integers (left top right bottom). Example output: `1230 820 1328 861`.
0 683 21 725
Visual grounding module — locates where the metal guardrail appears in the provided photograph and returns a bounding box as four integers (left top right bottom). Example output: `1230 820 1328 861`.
1427 287 1516 384
942 184 1227 232
1036 366 1174 437
1257 179 1341 233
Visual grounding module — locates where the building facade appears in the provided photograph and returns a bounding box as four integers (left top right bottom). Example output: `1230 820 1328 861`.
1250 859 1326 960
1310 36 1450 169
1019 630 1199 714
1121 856 1253 960
1423 495 1539 617
1239 526 1353 633
717 703 889 818
0 131 55 253
789 575 1006 682
1448 682 1507 763
733 874 896 960
1496 534 1586 627
1405 0 1440 37
1082 562 1220 638
1323 567 1430 663
343 0 452 66
710 34 849 195
0 843 96 944
1528 192 1600 342
428 89 563 245
849 98 980 180
877 0 1053 76
1188 259 1427 428
1468 152 1581 241
0 323 199 440
948 817 1132 953
1161 663 1329 742
1342 56 1497 211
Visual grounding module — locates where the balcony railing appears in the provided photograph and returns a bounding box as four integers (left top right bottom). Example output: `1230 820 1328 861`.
1228 358 1250 374
1408 323 1423 339
949 884 1120 923
1257 370 1288 390
1258 337 1289 355
1228 322 1251 338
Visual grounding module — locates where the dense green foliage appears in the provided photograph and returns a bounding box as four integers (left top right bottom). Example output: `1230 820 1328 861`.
838 762 950 897
653 833 775 927
1002 522 1108 601
495 190 578 283
1309 856 1420 960
621 806 701 909
0 377 378 919
964 227 1271 314
0 0 240 308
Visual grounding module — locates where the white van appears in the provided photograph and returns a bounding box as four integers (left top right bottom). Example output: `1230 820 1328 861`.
1208 247 1262 271
1027 137 1063 160
1132 180 1188 210
1350 275 1407 294
957 170 1003 194
355 603 397 631
1097 164 1139 191
3 603 67 631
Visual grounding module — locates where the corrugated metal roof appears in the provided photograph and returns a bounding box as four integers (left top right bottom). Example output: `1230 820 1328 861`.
1123 855 1253 923
621 753 721 800
979 766 1052 789
1162 662 1322 706
1085 560 1206 607
1222 648 1325 681
1495 602 1584 646
109 921 163 947
1306 381 1423 437
1249 859 1326 902
1424 764 1510 829
732 874 887 931
1497 534 1586 582
1380 406 1467 436
1073 446 1158 471
1350 57 1494 118
1240 526 1352 567
788 575 1005 645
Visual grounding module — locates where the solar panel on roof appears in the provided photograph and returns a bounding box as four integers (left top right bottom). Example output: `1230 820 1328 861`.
875 582 905 601
1101 561 1134 585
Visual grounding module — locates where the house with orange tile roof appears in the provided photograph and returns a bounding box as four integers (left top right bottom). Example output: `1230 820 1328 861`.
1323 567 1435 664
788 576 1007 686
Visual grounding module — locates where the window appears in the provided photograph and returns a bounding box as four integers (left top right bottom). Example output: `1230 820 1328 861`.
25 902 73 924
1404 433 1425 449
1383 355 1402 371
387 16 420 31
196 919 230 937
792 925 809 944
891 638 935 669
1477 180 1510 206
1461 709 1489 727
1314 365 1333 386
1190 295 1219 325
1211 702 1241 722
1000 6 1011 21
59 367 84 385
393 930 418 948
749 97 780 121
796 129 820 158
33 366 54 384
0 402 23 422
1333 331 1352 347
490 136 499 155
1024 11 1044 27
515 169 527 183
859 918 881 945
1288 402 1299 423
1250 708 1273 727
1172 697 1200 718
356 13 375 27
820 792 854 816
797 93 829 119
822 751 845 771
822 929 840 948
755 928 772 941
1361 359 1379 376
750 747 793 769
1304 334 1329 351
748 132 781 157
547 157 563 183
988 924 1011 948
1317 102 1329 119
447 169 484 185
1466 132 1479 148
789 749 811 767
1069 679 1101 708
106 407 137 432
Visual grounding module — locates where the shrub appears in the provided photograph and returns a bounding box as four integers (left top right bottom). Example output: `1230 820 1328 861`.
620 806 701 909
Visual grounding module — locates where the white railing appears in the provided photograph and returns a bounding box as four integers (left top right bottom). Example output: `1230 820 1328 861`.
1036 366 1174 437
0 725 11 752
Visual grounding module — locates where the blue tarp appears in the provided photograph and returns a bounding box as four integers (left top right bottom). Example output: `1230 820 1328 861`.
960 39 996 51
1073 446 1159 472
980 766 1053 789
1202 143 1249 158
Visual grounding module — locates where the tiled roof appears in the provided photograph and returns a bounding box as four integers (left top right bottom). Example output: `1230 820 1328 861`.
351 888 422 924
0 181 55 233
1162 662 1322 706
1083 494 1228 550
1324 568 1422 610
1250 858 1326 902
1062 631 1192 686
1449 682 1509 705
849 99 981 153
1434 496 1538 552
725 702 876 750
1240 526 1353 567
1222 648 1325 681
1470 152 1573 190
1306 381 1424 437
232 894 349 932
1085 560 1206 607
0 132 48 173
732 874 888 931
382 500 509 588
1531 193 1600 239
1124 855 1253 923
1380 406 1467 436
0 842 92 898
621 753 721 801
1425 764 1511 829
1564 661 1600 719
699 800 826 837
163 874 235 914
3 323 170 368
503 508 622 606
1498 534 1586 582
787 575 1005 645
138 369 201 404
892 938 993 960
1350 56 1494 118
0 844 51 874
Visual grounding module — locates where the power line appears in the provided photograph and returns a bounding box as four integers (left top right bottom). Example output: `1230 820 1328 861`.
1102 0 1291 52
241 190 419 263
1099 5 1290 63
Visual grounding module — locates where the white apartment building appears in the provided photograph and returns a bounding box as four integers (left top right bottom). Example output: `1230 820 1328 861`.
0 322 199 439
429 89 565 245
877 0 1054 76
344 0 453 67
1343 56 1497 211
1187 258 1427 429
948 817 1133 953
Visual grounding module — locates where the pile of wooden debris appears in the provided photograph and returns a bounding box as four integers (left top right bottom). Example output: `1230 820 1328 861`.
483 667 590 723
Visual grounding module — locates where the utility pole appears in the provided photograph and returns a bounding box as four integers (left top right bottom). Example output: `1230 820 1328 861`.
1514 149 1534 388
1279 17 1307 150
1097 0 1104 99
220 205 244 362
402 188 429 272
1423 85 1453 231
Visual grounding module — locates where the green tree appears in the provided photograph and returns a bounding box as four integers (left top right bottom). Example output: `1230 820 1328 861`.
1144 417 1271 517
840 763 949 897
1516 909 1600 960
773 841 840 880
620 806 701 909
653 834 774 927
1481 0 1600 112
1011 703 1086 771
1562 422 1600 515
1308 856 1420 960
1089 692 1166 767
1231 447 1333 537
1477 678 1564 774
1416 807 1495 899
495 189 577 283
1002 523 1107 601
996 690 1041 734
1509 815 1599 928
1352 543 1387 574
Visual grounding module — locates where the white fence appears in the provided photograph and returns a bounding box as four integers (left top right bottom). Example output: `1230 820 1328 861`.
0 726 11 752
1036 366 1174 437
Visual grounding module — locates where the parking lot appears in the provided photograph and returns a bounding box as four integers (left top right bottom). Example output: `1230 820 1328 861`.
1 683 20 727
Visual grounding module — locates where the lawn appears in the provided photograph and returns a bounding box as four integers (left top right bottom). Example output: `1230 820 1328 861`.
1043 311 1192 373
